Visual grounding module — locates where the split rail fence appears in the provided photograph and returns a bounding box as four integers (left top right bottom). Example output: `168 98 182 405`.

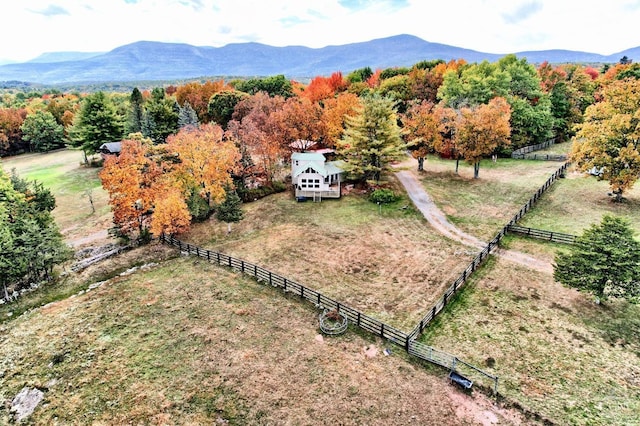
159 161 570 395
159 234 499 391
507 225 576 244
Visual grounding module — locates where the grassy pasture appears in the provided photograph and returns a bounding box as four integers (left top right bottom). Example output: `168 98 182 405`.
182 181 476 330
2 149 639 425
516 167 640 235
417 156 563 240
421 256 640 426
0 255 530 425
1 149 112 246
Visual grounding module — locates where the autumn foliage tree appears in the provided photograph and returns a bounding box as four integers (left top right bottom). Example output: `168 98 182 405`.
0 108 27 156
229 92 286 183
166 123 240 207
402 101 442 171
175 80 229 123
455 97 511 178
269 97 326 153
296 72 348 102
150 186 191 236
321 92 361 149
99 138 162 239
571 78 640 201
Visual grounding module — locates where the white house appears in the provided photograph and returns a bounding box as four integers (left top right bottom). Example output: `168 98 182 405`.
291 152 344 200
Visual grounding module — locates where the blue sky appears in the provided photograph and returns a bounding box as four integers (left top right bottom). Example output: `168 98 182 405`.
2 0 639 62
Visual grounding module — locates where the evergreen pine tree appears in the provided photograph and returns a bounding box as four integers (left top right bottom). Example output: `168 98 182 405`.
554 215 640 303
178 101 199 129
337 94 406 183
216 188 244 234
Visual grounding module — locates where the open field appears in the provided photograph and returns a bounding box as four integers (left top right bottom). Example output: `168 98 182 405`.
182 182 477 330
516 167 640 235
416 157 563 240
527 141 571 156
1 149 113 247
0 255 532 425
3 149 640 424
421 256 640 426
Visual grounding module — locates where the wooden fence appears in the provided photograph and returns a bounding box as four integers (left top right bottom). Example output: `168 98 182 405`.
159 234 499 391
511 153 567 161
511 138 557 158
158 161 570 395
408 162 570 341
507 225 576 244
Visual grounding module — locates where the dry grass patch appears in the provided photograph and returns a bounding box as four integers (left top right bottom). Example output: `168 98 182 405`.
422 256 640 425
182 188 475 330
417 157 563 240
517 167 640 235
0 256 534 425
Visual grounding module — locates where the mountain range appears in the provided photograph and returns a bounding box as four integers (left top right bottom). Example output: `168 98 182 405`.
0 34 637 85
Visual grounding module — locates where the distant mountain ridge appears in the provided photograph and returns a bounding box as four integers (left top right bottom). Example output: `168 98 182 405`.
0 34 636 85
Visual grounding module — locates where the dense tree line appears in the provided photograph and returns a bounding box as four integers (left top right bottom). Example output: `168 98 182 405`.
1 55 639 237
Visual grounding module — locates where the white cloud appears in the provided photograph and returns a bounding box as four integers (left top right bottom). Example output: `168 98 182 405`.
0 0 638 62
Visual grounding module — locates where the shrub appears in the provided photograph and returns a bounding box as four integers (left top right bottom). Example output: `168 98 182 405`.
238 181 287 202
369 188 399 204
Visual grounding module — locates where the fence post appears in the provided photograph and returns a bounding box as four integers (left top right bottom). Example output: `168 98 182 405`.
217 252 220 264
268 271 272 285
283 278 287 291
241 260 245 273
380 323 385 338
357 311 361 326
405 336 410 351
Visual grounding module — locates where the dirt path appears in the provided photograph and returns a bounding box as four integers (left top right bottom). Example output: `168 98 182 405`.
394 160 553 274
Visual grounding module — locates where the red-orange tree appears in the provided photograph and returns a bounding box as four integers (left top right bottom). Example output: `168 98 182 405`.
296 72 348 102
99 138 163 237
269 97 326 153
455 97 511 178
402 101 442 171
229 92 286 183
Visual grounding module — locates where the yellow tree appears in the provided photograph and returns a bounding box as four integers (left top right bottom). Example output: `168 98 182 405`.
455 97 511 178
150 186 191 236
402 101 442 171
166 123 240 206
571 78 640 201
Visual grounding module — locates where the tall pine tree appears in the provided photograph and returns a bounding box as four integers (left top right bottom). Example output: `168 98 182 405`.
554 215 640 303
337 94 405 183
